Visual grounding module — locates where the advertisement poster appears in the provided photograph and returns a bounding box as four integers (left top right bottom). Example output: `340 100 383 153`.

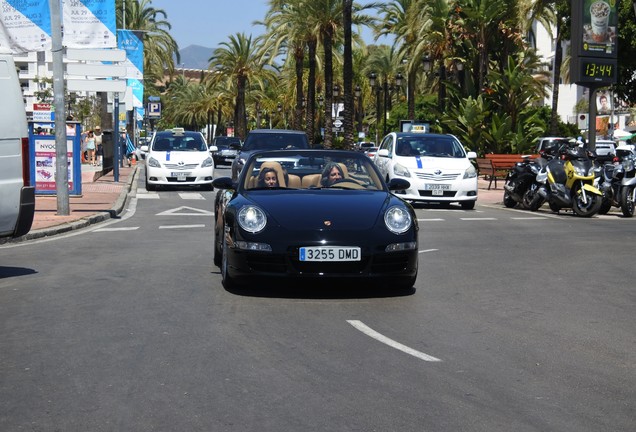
0 0 51 53
34 138 74 192
580 0 619 56
62 0 116 48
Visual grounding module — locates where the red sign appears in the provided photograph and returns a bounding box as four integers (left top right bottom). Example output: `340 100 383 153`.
33 103 52 111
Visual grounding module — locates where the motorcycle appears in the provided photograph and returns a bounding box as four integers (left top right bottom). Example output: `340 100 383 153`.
598 145 636 217
533 144 603 217
503 156 540 208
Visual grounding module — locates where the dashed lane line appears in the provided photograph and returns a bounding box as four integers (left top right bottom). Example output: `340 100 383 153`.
347 320 442 362
159 224 207 230
93 227 140 232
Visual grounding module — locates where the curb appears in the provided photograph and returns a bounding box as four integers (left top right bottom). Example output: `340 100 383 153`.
0 166 138 245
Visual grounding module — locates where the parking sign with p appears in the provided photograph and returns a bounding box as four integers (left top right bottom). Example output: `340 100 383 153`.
148 102 162 119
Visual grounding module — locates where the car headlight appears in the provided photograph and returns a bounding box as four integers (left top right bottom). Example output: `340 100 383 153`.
201 157 214 168
393 163 411 178
147 156 161 168
384 206 412 234
238 206 267 233
463 164 477 179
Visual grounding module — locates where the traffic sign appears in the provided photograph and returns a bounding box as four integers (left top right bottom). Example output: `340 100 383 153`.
148 102 162 118
333 118 343 128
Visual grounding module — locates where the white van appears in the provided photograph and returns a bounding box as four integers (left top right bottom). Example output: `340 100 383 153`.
0 53 34 239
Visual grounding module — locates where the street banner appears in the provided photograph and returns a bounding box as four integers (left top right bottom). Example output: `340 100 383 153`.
0 0 51 53
118 29 144 126
62 0 116 48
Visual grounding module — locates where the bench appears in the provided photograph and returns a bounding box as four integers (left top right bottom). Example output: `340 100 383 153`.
478 154 536 190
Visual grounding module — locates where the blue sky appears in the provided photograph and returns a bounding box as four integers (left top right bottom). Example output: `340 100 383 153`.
150 0 382 51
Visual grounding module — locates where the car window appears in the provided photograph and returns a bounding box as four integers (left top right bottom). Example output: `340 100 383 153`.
396 136 465 158
153 134 206 151
242 152 383 191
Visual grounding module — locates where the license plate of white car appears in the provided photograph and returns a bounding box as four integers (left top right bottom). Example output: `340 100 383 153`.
299 246 361 262
425 183 450 190
172 172 189 181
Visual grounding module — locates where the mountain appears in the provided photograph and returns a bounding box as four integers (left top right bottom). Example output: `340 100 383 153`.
178 45 214 70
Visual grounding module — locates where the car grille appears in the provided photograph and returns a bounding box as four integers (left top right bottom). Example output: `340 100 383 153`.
164 163 200 170
418 190 458 197
416 172 461 181
245 249 412 276
370 252 412 273
166 177 197 182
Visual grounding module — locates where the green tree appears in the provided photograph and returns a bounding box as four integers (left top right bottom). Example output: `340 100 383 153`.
209 33 274 140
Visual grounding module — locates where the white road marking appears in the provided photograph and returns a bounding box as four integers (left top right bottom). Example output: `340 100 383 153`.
460 217 497 221
418 249 438 254
136 193 160 199
417 218 445 222
511 217 549 220
159 224 206 230
156 206 214 216
347 320 442 362
93 227 140 232
178 192 205 200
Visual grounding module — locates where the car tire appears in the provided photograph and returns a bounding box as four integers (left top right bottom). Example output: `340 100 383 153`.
214 224 222 268
221 232 236 289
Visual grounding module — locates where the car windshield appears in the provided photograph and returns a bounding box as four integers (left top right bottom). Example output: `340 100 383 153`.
241 150 384 191
214 137 241 148
395 135 466 158
152 134 207 151
242 133 308 151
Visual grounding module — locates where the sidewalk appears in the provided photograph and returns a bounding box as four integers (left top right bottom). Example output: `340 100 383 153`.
2 168 501 245
0 162 138 245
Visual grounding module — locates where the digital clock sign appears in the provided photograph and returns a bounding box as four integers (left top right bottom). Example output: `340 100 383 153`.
572 56 617 84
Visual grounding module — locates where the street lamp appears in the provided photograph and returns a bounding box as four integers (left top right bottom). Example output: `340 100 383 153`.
369 72 381 145
354 85 362 137
422 55 432 72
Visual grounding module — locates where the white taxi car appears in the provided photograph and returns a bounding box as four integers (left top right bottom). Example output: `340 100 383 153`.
141 128 217 191
373 132 478 209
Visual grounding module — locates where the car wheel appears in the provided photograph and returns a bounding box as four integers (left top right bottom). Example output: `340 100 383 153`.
213 223 222 268
221 233 236 289
460 201 475 210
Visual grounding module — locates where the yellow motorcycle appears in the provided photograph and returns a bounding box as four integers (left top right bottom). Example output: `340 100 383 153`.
535 144 603 217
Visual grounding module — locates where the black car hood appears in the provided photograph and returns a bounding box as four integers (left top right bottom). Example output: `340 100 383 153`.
244 190 392 230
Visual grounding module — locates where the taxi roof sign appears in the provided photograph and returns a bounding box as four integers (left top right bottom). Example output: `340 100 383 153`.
411 124 429 133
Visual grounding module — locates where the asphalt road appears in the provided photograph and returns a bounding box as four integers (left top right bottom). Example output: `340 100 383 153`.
1 166 634 431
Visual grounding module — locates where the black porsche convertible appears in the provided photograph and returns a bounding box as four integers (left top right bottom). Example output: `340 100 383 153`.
212 149 419 290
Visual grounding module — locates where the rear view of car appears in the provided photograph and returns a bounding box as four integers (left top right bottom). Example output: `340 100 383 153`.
231 129 309 180
0 53 34 239
211 136 242 166
142 128 217 191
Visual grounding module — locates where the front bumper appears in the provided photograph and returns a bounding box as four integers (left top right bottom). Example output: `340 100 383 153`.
392 173 477 203
146 165 214 186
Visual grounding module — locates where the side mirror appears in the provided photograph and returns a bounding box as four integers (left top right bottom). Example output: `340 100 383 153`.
387 178 410 191
378 149 389 157
208 145 218 152
212 177 235 190
140 145 149 152
466 151 477 159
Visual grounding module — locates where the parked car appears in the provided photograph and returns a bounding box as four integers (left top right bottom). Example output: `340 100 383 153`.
213 149 418 289
211 136 242 166
373 131 478 209
141 128 218 191
0 53 34 239
231 129 309 180
593 139 616 160
364 147 379 159
357 141 375 152
534 137 571 154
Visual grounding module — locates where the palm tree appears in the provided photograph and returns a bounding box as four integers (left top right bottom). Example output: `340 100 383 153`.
209 33 274 140
377 0 420 121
